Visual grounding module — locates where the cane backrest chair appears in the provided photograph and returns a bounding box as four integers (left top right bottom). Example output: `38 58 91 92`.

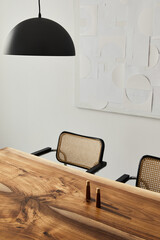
56 132 104 169
32 131 106 174
116 155 160 193
136 155 160 193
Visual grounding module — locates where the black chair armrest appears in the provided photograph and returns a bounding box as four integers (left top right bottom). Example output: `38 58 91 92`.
116 174 137 183
32 147 56 156
116 174 130 183
86 161 107 174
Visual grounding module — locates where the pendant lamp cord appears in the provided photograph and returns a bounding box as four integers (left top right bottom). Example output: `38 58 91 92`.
38 0 42 18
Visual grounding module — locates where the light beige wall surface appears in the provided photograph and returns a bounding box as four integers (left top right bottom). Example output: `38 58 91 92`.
0 0 160 182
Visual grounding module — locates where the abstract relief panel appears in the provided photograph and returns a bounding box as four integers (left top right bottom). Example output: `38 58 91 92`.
77 0 160 118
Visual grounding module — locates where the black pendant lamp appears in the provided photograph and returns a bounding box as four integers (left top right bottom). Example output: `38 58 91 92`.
5 0 75 56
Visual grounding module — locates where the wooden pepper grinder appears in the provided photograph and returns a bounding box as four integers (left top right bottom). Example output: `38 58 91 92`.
86 180 91 202
96 188 101 208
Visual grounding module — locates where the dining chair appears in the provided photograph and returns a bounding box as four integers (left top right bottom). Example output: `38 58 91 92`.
116 155 160 193
32 131 106 174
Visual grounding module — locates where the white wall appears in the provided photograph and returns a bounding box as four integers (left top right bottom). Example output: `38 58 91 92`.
0 0 160 182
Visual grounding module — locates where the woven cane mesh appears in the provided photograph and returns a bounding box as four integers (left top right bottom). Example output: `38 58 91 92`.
56 133 103 169
137 156 160 193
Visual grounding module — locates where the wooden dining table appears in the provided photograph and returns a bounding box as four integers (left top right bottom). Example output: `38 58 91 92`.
0 147 160 240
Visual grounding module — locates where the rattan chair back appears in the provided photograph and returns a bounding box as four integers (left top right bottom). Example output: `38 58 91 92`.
136 155 160 193
56 131 104 169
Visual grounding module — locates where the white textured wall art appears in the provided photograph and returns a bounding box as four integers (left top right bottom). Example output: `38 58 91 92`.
77 0 160 119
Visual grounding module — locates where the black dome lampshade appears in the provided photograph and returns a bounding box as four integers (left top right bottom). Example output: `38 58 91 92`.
5 0 75 56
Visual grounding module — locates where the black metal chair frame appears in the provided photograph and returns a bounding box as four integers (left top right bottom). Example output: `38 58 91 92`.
32 131 107 174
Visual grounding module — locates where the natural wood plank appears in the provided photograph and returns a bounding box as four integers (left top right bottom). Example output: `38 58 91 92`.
0 147 160 240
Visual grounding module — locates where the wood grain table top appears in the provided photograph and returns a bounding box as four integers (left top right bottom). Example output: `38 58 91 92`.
0 147 160 240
